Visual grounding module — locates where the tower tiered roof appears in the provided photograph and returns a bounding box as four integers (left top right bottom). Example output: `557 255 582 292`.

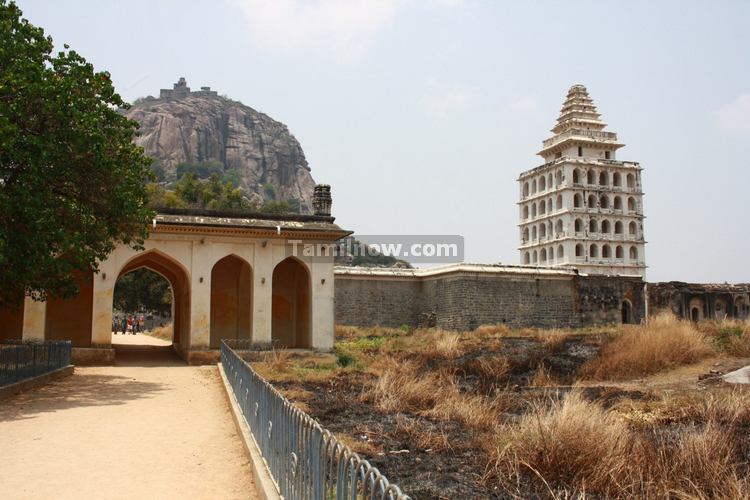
552 84 606 133
539 84 622 157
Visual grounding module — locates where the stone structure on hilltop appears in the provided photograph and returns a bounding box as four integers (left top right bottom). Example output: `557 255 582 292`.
159 77 218 99
126 78 316 212
518 84 646 277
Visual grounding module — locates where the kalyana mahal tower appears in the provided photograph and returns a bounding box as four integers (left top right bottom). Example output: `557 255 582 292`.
518 84 646 277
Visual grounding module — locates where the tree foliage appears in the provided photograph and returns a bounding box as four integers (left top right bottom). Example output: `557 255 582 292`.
113 268 172 316
0 1 153 306
147 171 301 214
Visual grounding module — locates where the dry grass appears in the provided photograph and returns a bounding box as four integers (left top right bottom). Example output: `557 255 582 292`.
484 391 750 498
335 432 382 457
528 363 559 387
617 386 750 427
145 323 172 341
463 355 511 391
472 324 512 339
486 392 633 496
364 358 510 434
580 314 714 380
278 323 750 498
425 392 507 432
363 360 447 413
394 415 454 453
655 422 748 499
431 330 462 358
698 319 750 356
532 329 571 352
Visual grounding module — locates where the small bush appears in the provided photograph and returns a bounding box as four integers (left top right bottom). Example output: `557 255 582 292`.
700 319 750 356
335 349 356 368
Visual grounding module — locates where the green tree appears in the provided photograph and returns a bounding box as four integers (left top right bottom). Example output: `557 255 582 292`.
0 1 154 306
173 173 201 205
113 268 172 316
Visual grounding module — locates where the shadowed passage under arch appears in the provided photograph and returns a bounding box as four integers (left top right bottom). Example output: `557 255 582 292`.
117 251 190 348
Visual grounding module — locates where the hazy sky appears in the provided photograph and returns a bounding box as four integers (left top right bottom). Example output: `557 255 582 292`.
17 0 750 282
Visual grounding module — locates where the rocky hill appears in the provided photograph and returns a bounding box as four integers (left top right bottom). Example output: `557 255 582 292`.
124 78 316 212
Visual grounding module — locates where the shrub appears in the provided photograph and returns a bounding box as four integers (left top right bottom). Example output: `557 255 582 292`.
699 319 750 356
335 349 356 368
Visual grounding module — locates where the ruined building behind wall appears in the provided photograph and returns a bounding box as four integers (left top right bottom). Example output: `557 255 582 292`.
518 85 646 277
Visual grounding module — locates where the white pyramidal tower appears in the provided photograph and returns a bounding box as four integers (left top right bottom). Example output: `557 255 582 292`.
518 84 646 277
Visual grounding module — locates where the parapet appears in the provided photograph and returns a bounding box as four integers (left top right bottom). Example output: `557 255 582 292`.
159 78 217 99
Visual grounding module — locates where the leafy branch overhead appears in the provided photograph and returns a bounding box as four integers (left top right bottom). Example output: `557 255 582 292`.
0 0 154 306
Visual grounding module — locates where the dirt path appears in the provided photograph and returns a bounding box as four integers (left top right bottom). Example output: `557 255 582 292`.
0 334 257 500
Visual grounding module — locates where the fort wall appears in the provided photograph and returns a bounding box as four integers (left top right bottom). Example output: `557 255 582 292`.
334 264 645 330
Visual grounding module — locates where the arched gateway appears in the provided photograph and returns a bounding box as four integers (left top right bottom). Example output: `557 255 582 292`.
0 191 350 364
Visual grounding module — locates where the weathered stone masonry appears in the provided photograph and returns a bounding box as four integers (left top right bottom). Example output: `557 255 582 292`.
648 282 750 321
335 264 645 330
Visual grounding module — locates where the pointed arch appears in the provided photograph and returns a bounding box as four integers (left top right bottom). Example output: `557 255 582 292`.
115 249 191 348
210 254 253 349
272 257 311 348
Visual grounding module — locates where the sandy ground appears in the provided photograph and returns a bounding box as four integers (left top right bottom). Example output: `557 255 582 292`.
0 334 257 500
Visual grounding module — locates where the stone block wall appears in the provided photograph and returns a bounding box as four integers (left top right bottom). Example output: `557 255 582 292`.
421 274 578 330
334 277 423 328
334 265 646 330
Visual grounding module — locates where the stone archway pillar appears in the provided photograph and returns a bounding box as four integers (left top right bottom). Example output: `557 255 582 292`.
189 241 212 350
22 297 46 341
91 259 117 346
253 242 273 344
311 259 335 350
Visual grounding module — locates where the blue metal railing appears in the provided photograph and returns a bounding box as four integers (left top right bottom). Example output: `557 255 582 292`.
0 340 72 386
221 339 410 500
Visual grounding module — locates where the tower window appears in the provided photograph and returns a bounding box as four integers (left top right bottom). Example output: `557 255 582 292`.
577 146 583 157
605 151 611 160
